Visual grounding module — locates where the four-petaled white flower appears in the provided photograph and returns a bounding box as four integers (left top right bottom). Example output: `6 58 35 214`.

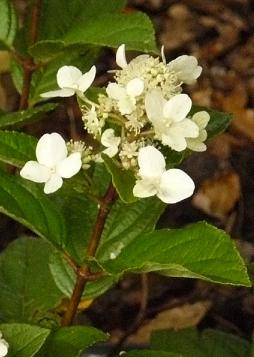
186 111 210 152
106 78 144 115
20 133 82 194
133 146 195 203
0 332 8 357
101 129 121 158
167 55 202 85
41 65 96 98
145 90 199 152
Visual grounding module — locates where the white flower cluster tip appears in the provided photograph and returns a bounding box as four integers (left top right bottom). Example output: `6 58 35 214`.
20 133 82 194
25 44 210 203
0 332 8 357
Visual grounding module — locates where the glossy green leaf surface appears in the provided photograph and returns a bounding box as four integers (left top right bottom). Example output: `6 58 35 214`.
101 222 250 286
0 238 62 323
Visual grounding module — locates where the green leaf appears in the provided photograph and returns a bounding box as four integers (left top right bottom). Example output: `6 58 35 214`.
0 0 17 49
49 251 114 300
0 103 57 129
97 197 165 261
0 238 63 323
31 1 156 57
191 106 233 139
64 12 157 53
38 326 107 357
0 130 37 167
101 222 250 286
123 351 181 357
151 328 250 357
102 154 137 203
0 323 50 357
60 194 97 262
37 0 126 41
0 169 66 245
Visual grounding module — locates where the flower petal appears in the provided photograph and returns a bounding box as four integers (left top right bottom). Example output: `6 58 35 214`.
40 88 75 98
56 152 82 178
192 111 210 129
106 83 126 100
116 44 128 68
145 89 165 123
20 161 51 183
138 146 165 178
157 169 195 203
161 131 187 152
101 128 120 148
44 174 63 194
56 65 82 89
172 119 199 138
126 78 144 97
133 178 157 198
0 339 8 357
118 96 136 115
161 45 166 64
187 138 207 152
103 146 118 158
36 133 67 168
77 65 96 92
167 55 202 85
163 94 192 122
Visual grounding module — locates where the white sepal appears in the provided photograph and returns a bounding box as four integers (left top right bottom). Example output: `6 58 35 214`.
44 174 63 194
138 145 165 177
0 333 8 357
36 133 67 168
20 161 51 183
163 94 192 122
116 44 128 68
56 152 82 178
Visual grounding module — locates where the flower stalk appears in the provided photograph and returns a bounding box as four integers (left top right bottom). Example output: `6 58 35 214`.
61 182 117 326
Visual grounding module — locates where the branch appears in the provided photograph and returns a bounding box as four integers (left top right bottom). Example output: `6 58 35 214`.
19 0 42 110
61 182 117 326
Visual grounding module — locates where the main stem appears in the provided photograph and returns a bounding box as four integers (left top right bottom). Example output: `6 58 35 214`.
19 0 42 110
61 183 117 326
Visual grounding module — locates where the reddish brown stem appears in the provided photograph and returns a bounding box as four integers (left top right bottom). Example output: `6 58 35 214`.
61 183 117 326
19 0 42 110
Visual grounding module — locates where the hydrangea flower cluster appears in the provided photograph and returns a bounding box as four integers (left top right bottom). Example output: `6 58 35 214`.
20 44 210 203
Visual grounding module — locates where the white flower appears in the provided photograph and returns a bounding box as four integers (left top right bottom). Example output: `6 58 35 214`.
116 44 128 69
167 55 202 85
41 65 96 98
133 146 195 203
101 129 121 158
145 90 199 151
186 111 210 152
0 332 8 357
20 133 82 194
106 78 144 115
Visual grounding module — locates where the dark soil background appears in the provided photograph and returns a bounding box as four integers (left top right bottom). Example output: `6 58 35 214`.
1 0 254 351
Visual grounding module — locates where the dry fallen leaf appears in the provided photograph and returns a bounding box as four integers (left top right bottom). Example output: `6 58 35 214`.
192 170 241 220
126 301 211 345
